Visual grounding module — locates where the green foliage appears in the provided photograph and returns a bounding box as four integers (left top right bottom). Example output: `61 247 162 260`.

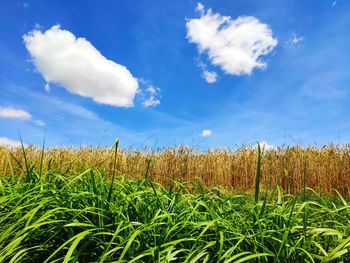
0 149 349 262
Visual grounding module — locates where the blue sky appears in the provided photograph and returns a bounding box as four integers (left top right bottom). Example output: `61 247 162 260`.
0 0 349 149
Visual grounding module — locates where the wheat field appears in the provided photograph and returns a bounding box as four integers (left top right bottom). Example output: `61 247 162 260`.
1 144 349 195
1 143 350 261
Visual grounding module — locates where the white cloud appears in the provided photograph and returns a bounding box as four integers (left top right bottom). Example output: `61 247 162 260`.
201 129 212 137
292 35 303 44
143 97 160 107
34 119 45 126
186 3 278 76
146 86 159 95
34 23 43 30
142 85 161 107
0 107 32 120
288 33 303 46
19 2 29 10
0 106 45 127
254 141 276 151
195 2 205 13
44 83 50 92
196 59 219 83
23 25 138 107
202 70 218 83
0 137 26 147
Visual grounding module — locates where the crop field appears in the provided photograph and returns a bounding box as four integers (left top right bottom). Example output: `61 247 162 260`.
0 143 350 262
2 143 350 194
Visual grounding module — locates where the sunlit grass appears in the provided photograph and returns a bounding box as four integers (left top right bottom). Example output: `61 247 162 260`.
2 143 350 195
0 142 349 261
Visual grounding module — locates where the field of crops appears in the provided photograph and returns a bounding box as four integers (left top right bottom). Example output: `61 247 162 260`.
0 143 350 262
2 143 350 194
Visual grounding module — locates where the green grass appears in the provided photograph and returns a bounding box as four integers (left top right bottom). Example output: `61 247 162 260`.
0 144 350 262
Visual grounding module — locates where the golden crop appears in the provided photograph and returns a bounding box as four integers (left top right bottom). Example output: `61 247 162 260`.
1 144 350 195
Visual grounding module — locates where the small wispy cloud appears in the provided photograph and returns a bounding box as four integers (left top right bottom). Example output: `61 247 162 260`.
34 23 43 30
202 70 218 84
34 119 46 126
142 85 161 107
287 33 304 47
196 60 218 83
0 107 32 120
44 83 51 92
18 1 29 10
200 129 212 137
0 136 26 147
253 141 276 151
292 35 303 45
0 106 45 126
195 2 205 13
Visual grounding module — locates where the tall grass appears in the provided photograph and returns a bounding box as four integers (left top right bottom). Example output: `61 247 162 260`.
0 144 349 261
1 144 350 195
